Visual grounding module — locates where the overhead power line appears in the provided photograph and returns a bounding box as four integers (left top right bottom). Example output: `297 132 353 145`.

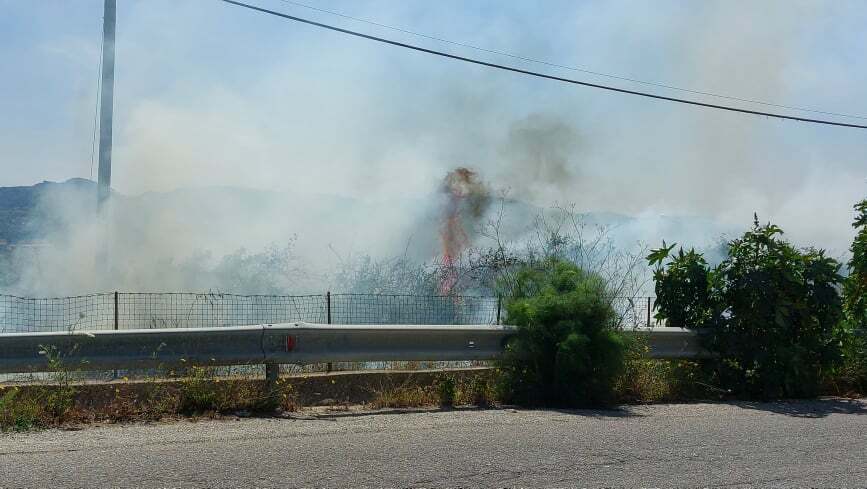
220 0 867 130
274 0 867 122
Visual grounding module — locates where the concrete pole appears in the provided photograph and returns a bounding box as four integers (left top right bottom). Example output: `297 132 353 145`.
97 0 116 208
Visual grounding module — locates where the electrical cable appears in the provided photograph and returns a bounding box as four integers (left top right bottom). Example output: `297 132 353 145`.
273 0 867 122
219 0 867 130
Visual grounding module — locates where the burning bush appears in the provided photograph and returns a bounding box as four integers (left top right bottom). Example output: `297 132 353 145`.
438 167 490 295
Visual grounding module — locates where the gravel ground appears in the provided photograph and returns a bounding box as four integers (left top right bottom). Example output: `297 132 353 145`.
2 398 866 488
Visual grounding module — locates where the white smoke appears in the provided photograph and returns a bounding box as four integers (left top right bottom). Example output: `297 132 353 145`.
2 0 866 296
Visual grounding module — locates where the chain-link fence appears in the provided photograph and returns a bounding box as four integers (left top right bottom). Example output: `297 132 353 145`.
0 292 658 333
0 292 502 332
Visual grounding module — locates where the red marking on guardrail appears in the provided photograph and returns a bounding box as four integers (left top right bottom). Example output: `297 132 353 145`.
286 336 296 352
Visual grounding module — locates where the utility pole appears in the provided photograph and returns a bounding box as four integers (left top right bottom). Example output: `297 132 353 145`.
97 0 116 208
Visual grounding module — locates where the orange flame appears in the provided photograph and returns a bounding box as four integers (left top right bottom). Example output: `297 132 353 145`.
439 168 489 295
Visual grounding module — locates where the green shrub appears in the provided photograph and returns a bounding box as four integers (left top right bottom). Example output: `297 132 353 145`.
437 376 456 407
839 198 867 390
495 258 627 406
649 216 844 399
845 198 867 330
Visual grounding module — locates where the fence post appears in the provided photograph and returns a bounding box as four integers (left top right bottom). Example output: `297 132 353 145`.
646 297 652 328
113 291 119 379
326 291 332 373
496 295 502 325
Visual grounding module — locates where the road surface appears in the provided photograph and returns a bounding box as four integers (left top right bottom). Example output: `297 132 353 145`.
2 398 866 487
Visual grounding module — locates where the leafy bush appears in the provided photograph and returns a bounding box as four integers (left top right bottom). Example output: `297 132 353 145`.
845 199 867 328
649 217 844 398
495 258 628 406
839 198 867 390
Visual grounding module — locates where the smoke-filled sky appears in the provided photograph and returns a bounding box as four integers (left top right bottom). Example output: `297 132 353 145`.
2 0 867 257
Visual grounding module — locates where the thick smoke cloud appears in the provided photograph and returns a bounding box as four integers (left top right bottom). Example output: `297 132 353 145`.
2 0 866 296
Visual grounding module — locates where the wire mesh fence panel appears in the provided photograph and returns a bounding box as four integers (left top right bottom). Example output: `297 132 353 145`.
0 292 656 331
0 293 115 333
611 296 658 329
328 294 499 325
116 293 327 329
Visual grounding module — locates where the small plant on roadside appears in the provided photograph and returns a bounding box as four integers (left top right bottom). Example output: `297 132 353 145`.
38 344 79 419
615 337 716 402
469 376 493 407
179 366 219 414
0 388 42 431
369 385 436 409
437 376 456 407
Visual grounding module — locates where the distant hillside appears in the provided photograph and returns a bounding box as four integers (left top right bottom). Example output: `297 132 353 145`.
0 178 97 243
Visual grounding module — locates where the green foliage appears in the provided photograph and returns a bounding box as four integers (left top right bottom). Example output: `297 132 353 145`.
844 198 867 330
496 258 627 406
437 376 456 407
838 198 867 390
615 337 717 403
178 366 288 415
0 388 41 431
469 376 493 407
649 245 717 330
179 366 220 414
650 217 844 398
38 344 78 418
831 326 867 394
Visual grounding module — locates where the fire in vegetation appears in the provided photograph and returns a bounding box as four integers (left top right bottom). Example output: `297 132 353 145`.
439 167 490 294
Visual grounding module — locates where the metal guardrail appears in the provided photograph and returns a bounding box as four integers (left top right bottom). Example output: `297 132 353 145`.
632 327 711 359
0 323 512 374
0 324 706 375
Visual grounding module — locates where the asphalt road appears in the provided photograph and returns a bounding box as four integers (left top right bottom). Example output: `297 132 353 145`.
2 398 866 488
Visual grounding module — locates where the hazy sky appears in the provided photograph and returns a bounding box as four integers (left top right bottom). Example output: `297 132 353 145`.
2 0 867 253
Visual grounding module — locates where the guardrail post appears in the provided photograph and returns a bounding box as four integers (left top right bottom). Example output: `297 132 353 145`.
326 291 332 373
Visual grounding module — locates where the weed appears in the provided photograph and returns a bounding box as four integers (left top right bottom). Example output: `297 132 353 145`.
437 376 456 407
615 338 717 403
369 384 437 409
178 366 220 414
468 376 493 407
38 344 79 419
0 388 41 431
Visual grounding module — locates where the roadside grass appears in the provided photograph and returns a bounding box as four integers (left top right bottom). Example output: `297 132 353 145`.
0 369 298 432
0 359 725 432
368 371 498 409
614 338 722 403
3 354 860 432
